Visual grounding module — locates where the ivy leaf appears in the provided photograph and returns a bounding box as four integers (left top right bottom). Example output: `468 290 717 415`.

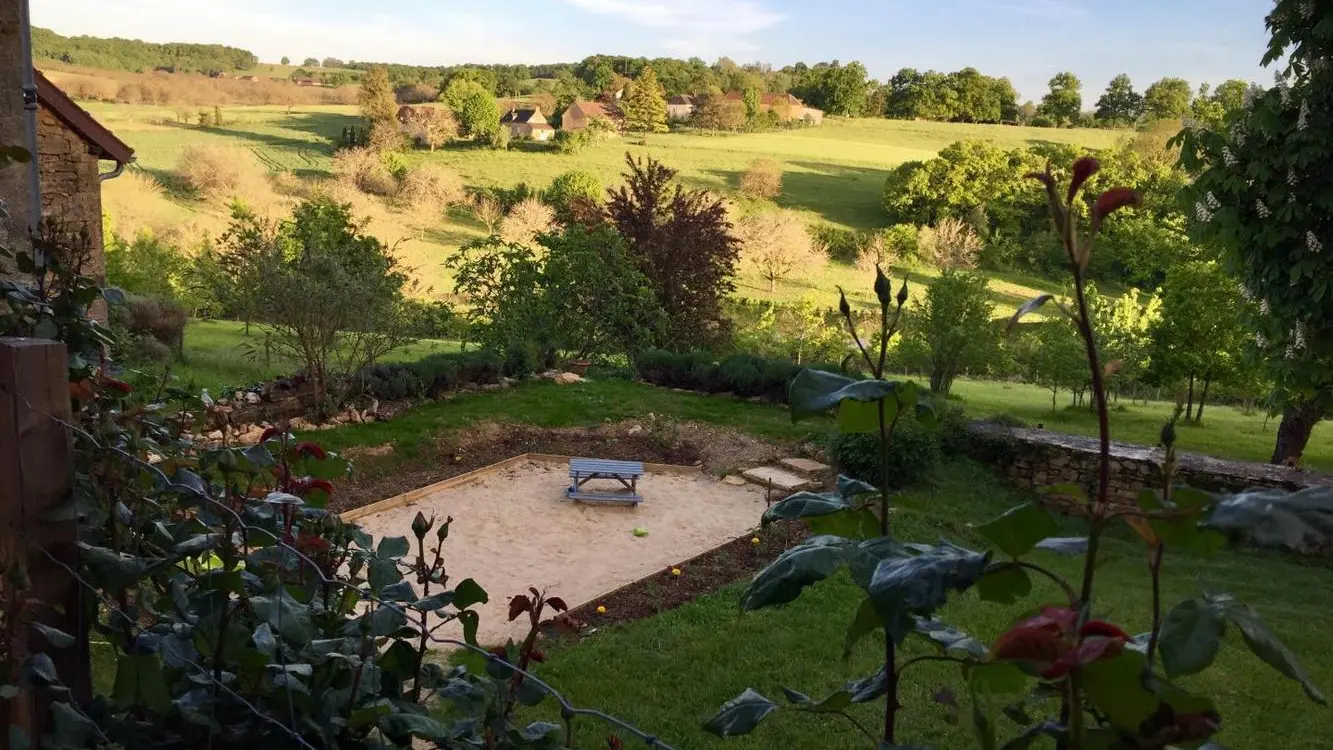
977 503 1057 558
452 578 488 610
741 536 849 611
702 688 779 737
1159 598 1226 678
976 566 1032 605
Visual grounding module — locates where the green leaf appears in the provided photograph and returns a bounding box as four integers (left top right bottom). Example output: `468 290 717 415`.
912 617 986 658
976 566 1032 605
868 541 989 615
377 535 410 559
741 535 849 611
452 578 488 609
1223 599 1327 705
457 609 479 646
976 503 1057 558
252 588 313 646
26 653 59 685
47 703 98 749
837 398 894 434
1081 651 1160 731
112 652 170 714
847 666 889 703
789 369 900 422
765 478 881 538
31 623 75 649
844 597 882 658
782 686 852 713
252 623 278 657
1205 485 1333 553
702 688 779 737
78 543 149 591
1159 598 1226 678
967 663 1028 696
1033 537 1087 555
368 558 403 591
807 508 882 540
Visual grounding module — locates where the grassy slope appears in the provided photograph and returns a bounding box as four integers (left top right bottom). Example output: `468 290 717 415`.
507 459 1333 749
88 102 1118 308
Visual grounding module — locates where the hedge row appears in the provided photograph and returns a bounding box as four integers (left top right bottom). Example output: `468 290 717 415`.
634 350 827 402
356 350 503 401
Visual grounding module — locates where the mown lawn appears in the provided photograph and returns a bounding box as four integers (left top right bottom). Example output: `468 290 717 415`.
490 459 1333 749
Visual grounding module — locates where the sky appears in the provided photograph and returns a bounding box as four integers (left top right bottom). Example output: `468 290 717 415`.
31 0 1274 101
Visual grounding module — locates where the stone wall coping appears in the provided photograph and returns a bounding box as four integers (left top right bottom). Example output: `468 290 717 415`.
969 421 1333 490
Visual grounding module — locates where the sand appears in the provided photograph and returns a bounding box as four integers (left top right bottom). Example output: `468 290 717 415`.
350 459 769 646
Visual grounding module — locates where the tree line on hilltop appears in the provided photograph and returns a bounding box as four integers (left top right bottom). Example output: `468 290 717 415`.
32 26 258 75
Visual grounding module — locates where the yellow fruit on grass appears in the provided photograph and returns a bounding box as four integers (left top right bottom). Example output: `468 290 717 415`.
596 605 607 614
751 537 761 546
670 567 682 576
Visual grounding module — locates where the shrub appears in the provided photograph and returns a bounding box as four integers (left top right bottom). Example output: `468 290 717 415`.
883 223 919 259
357 362 424 400
395 82 440 103
739 158 783 199
122 294 187 356
176 145 263 200
855 232 892 274
554 128 592 154
1030 114 1056 127
503 340 544 377
827 419 940 489
332 146 398 196
921 216 983 270
636 349 808 401
499 197 555 246
398 164 466 215
489 126 511 150
809 224 862 263
546 170 603 216
905 269 999 394
634 349 718 391
381 150 409 182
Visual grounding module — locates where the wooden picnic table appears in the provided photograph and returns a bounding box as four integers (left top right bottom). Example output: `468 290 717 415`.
566 458 644 506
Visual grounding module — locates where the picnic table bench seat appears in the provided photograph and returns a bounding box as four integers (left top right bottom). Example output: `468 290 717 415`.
566 458 644 506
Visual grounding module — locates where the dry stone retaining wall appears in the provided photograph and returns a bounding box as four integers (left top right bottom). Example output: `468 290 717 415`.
966 422 1333 502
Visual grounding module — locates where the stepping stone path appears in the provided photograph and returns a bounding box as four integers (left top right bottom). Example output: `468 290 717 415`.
740 457 833 495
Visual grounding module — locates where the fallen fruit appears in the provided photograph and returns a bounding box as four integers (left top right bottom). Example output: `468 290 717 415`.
751 537 761 546
632 527 649 537
596 605 607 614
670 567 682 577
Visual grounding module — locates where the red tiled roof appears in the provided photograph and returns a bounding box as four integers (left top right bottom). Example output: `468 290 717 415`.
567 100 610 119
34 70 135 164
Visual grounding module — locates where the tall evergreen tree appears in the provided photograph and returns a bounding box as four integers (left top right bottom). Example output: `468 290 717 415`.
358 66 399 127
622 65 669 133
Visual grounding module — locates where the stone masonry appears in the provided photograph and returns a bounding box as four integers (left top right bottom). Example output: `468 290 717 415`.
967 421 1333 503
37 105 106 286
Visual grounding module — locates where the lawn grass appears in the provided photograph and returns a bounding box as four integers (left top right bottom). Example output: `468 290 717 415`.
948 377 1333 471
87 102 1113 307
494 459 1333 749
132 319 460 393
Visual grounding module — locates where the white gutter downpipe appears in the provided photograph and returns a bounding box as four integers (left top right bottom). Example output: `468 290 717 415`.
18 0 43 264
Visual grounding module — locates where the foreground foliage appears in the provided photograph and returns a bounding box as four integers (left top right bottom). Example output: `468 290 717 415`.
706 158 1327 748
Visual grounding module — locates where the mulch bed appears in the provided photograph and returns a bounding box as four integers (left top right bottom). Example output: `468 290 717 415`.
547 520 810 638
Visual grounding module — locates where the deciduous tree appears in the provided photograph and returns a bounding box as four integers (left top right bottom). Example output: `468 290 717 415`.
605 154 740 349
1143 76 1193 120
443 79 500 139
907 269 999 394
1095 73 1143 125
735 209 826 292
1038 71 1082 126
1177 1 1333 463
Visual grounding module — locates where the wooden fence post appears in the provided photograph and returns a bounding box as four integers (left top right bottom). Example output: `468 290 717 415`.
0 338 89 748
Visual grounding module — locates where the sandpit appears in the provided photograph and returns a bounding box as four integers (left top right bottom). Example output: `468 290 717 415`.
347 457 769 645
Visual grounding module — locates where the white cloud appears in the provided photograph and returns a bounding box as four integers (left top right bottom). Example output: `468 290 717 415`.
559 0 784 58
30 0 563 65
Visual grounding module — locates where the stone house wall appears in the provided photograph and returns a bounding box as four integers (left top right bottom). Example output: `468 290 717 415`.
966 422 1333 503
36 105 106 287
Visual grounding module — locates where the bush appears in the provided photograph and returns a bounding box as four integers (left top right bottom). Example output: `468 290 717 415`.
810 224 863 263
357 350 505 400
636 349 808 401
357 362 424 400
1030 115 1056 127
176 146 262 200
554 128 592 154
827 419 940 489
121 294 187 356
332 146 398 196
503 340 544 377
499 197 555 246
381 150 409 182
546 170 603 215
924 217 983 270
398 164 466 213
739 158 783 199
634 349 718 391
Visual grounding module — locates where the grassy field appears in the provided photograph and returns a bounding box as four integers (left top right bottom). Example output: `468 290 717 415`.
88 102 1120 310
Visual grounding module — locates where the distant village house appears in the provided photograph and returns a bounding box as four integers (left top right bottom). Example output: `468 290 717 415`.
667 94 696 121
500 107 554 142
721 91 824 125
561 99 620 133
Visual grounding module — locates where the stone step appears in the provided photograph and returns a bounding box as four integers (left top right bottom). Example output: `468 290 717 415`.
779 457 832 478
741 466 818 494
